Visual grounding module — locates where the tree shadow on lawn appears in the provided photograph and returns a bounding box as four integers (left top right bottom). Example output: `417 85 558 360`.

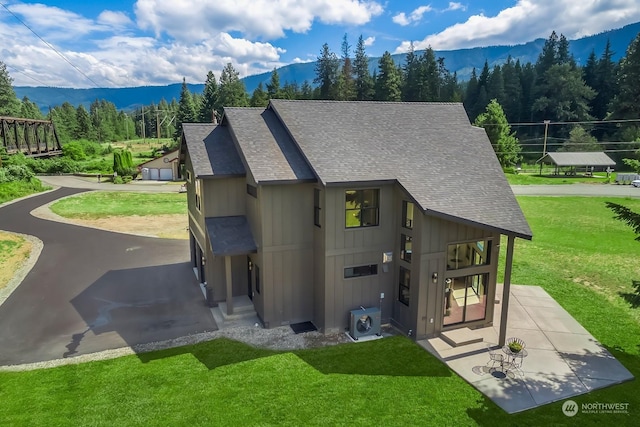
137 335 454 379
619 280 640 308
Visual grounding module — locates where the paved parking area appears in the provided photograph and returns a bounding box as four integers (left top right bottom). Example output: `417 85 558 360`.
0 187 216 365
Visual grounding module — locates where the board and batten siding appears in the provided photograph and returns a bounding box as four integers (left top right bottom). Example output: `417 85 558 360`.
321 184 396 333
415 215 500 339
257 184 314 327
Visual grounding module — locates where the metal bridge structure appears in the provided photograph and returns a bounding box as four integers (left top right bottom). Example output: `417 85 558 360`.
1 116 62 157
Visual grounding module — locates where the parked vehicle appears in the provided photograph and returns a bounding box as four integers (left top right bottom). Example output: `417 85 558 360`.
632 180 640 187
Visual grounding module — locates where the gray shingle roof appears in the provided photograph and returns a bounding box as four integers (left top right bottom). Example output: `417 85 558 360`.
182 123 245 178
270 100 532 239
541 152 616 167
224 108 315 183
205 216 257 256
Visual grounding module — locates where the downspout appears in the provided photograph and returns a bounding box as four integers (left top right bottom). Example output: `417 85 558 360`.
499 235 515 346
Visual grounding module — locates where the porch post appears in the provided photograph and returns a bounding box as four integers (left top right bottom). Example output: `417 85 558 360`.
499 235 515 346
225 255 234 315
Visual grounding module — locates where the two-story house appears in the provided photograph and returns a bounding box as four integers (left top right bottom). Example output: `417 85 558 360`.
179 100 532 341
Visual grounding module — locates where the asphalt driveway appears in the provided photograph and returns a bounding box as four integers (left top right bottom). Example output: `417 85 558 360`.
0 187 216 365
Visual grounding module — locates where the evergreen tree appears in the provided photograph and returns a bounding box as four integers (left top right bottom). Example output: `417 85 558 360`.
216 63 249 115
402 42 422 101
610 32 640 121
558 126 601 152
486 65 505 105
375 51 401 101
474 99 521 167
501 57 522 122
51 102 78 143
337 34 356 101
420 47 439 101
353 35 374 101
593 40 617 120
250 82 268 107
266 68 282 100
314 43 339 100
174 78 197 140
75 104 93 139
198 71 218 123
19 96 43 119
299 81 314 100
0 61 20 116
463 68 479 114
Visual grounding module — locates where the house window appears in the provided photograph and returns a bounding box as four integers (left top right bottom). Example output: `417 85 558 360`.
247 184 257 198
400 234 412 263
255 264 260 294
344 264 378 279
402 201 414 229
447 239 492 270
345 189 379 228
399 266 410 306
186 170 192 183
314 188 321 227
195 179 202 211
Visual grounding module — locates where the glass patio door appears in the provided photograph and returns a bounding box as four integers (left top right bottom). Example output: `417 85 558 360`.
443 273 488 326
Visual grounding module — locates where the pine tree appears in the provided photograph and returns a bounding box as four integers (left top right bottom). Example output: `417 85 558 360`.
420 47 439 101
353 35 374 101
250 82 268 107
402 42 422 101
216 63 249 115
375 52 401 101
174 78 197 140
0 61 20 116
314 43 339 100
474 99 521 167
75 104 93 139
198 71 218 123
266 68 282 100
558 126 601 152
337 34 356 101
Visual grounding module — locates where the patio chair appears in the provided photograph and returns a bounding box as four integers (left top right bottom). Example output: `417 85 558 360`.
486 345 505 370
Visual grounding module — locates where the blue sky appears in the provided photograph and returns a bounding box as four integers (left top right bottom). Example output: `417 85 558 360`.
1 0 639 88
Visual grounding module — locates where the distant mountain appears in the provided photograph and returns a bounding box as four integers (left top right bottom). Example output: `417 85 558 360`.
15 21 640 112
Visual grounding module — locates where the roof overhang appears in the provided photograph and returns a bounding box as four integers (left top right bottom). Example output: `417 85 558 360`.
205 216 258 256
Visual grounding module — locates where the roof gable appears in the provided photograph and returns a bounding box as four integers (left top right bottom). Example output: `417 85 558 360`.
541 152 616 167
182 123 245 178
224 108 315 183
269 100 532 239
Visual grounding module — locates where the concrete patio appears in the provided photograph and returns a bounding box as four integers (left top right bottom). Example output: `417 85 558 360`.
418 284 634 413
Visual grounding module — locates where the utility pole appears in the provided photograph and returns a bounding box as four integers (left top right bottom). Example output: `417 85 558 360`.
539 120 550 176
141 106 146 143
156 110 161 140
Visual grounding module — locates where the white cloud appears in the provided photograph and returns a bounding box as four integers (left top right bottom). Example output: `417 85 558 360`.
292 56 315 64
97 11 134 29
395 0 640 52
134 0 383 41
364 36 376 47
392 5 433 26
445 2 466 12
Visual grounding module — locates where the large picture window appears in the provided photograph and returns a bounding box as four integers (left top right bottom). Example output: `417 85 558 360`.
447 239 492 270
345 189 379 228
399 267 410 306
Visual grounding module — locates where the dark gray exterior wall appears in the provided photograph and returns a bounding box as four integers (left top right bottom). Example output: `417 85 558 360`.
258 183 315 327
320 184 396 333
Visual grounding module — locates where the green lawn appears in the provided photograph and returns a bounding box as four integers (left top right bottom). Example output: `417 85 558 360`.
49 192 187 219
1 196 639 425
505 172 612 185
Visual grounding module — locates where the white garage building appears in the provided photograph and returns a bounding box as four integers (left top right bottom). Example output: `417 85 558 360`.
139 149 179 181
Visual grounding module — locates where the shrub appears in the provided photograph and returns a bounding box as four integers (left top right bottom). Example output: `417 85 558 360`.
113 175 124 184
102 144 114 155
0 164 35 182
62 141 86 161
122 176 133 183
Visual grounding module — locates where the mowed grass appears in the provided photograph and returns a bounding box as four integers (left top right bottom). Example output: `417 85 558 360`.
0 232 31 289
49 191 187 219
2 196 640 425
505 172 612 185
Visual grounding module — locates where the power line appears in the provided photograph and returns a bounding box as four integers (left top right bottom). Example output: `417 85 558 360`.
0 2 102 88
482 118 640 127
4 63 49 87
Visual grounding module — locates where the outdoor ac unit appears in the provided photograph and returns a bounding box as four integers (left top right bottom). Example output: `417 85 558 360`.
349 307 381 340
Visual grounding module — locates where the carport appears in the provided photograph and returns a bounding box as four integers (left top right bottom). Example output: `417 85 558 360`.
537 152 615 176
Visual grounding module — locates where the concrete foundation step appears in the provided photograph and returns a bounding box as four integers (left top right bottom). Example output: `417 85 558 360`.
440 327 484 347
218 295 256 320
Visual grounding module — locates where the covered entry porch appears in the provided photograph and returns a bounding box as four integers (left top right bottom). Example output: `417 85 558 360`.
205 215 258 316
